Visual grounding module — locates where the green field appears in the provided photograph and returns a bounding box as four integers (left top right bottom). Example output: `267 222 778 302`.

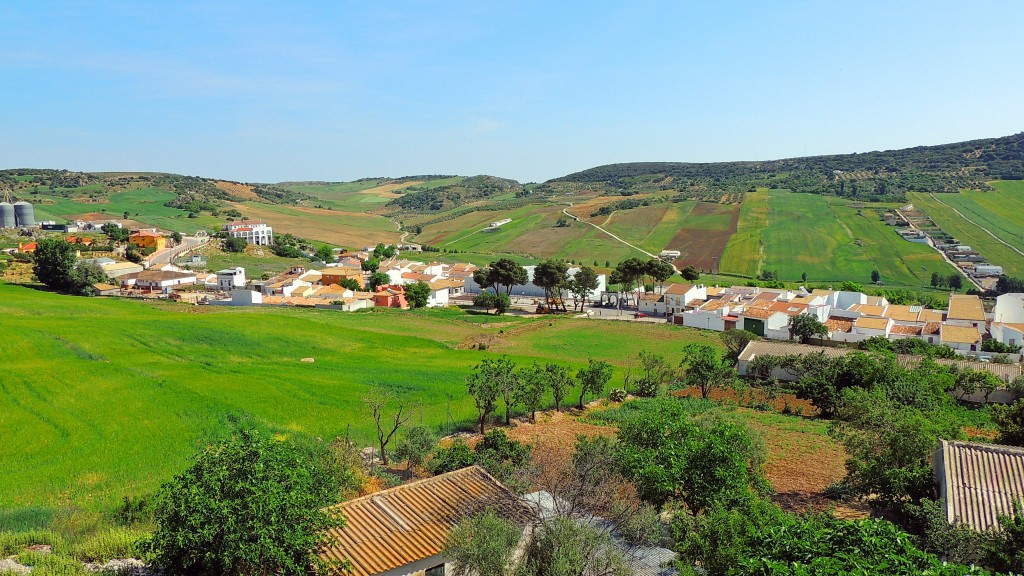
28 189 225 234
719 190 958 286
0 281 716 512
909 190 1024 278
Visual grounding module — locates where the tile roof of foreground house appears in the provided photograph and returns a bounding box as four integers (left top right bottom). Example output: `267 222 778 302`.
825 317 854 333
740 307 779 320
890 324 923 336
935 440 1024 532
940 324 982 344
664 283 695 295
320 466 532 576
854 316 890 331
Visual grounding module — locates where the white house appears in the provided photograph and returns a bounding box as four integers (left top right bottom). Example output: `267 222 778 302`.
130 270 198 293
991 323 1024 349
737 307 790 339
940 323 983 353
229 289 263 306
216 267 246 292
994 293 1024 324
664 283 707 315
681 299 736 332
426 280 452 307
222 221 274 246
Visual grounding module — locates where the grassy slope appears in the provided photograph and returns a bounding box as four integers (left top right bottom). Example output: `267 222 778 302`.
0 282 713 509
29 190 225 233
938 181 1024 253
720 189 768 277
909 190 1024 277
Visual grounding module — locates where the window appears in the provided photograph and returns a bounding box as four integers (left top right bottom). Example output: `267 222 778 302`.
425 565 445 576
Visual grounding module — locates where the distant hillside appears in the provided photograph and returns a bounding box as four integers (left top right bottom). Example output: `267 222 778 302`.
384 174 523 213
0 169 310 214
543 133 1024 201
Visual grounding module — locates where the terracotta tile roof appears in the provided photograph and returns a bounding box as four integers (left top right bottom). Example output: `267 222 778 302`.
890 324 922 336
136 270 196 282
825 317 853 333
686 298 705 307
885 305 924 322
741 307 778 320
129 230 162 237
948 294 986 322
699 299 731 311
639 293 664 302
936 440 1024 532
923 321 942 335
864 296 886 306
849 303 886 317
921 309 946 322
1000 323 1024 333
665 283 695 295
320 466 531 576
941 324 982 344
769 301 808 316
705 286 726 296
753 291 780 301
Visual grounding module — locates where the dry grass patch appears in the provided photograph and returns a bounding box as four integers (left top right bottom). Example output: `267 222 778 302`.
214 181 260 201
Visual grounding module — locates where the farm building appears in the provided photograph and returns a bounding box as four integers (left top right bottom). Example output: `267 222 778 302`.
216 267 246 291
319 466 532 576
934 440 1024 532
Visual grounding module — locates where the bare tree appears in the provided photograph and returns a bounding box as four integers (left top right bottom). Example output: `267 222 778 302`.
363 387 413 466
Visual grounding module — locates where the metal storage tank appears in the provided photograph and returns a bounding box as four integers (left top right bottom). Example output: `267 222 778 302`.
14 201 35 228
0 202 15 228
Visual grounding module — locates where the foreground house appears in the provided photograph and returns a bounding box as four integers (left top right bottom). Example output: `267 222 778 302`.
320 466 531 576
934 440 1024 532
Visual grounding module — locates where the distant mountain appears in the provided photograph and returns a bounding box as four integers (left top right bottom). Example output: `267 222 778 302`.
542 133 1024 201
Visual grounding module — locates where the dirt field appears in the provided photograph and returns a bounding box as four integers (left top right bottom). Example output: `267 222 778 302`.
668 203 739 271
215 181 261 201
227 202 400 247
360 181 421 198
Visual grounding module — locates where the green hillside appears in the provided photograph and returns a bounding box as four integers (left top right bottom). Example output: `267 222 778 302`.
0 281 716 512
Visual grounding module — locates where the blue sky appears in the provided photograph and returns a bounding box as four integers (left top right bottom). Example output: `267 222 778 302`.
1 1 1022 183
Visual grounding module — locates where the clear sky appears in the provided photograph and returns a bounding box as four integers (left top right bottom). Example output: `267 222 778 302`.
2 1 1022 183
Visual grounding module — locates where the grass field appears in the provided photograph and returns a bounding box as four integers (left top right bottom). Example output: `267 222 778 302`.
719 190 958 286
27 190 225 234
228 201 400 248
0 281 715 512
909 190 1024 278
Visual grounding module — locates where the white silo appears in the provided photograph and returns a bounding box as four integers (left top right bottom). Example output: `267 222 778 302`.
0 202 15 228
14 201 35 228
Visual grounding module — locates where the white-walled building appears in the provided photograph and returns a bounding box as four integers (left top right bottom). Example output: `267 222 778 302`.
223 221 274 246
463 265 606 301
216 267 247 292
994 293 1024 324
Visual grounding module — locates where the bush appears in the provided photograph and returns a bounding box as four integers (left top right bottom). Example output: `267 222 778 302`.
223 237 248 253
608 388 627 402
146 429 344 576
429 439 475 475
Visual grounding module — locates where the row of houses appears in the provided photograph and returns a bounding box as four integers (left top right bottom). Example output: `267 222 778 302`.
637 283 1023 356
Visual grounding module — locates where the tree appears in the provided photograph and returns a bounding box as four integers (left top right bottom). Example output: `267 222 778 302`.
102 223 129 242
516 363 547 422
624 350 674 397
171 231 182 244
576 358 613 409
314 245 334 263
406 281 431 308
983 339 1023 353
224 237 248 252
678 343 734 399
363 388 413 466
611 258 646 305
948 273 963 290
518 517 630 576
443 508 523 576
646 258 675 291
429 439 475 475
492 357 522 425
335 277 361 291
493 293 511 314
994 399 1024 446
545 363 571 412
33 238 77 292
532 259 569 311
982 502 1024 574
394 425 437 472
480 259 528 297
871 269 881 283
367 271 390 290
801 271 808 284
361 257 381 272
474 430 531 491
567 266 599 311
931 271 941 287
467 357 517 434
838 281 864 292
616 400 767 511
147 429 344 576
720 329 758 366
679 265 700 281
788 313 828 344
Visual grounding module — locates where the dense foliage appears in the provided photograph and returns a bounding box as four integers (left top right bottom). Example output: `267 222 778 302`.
32 238 110 295
546 133 1024 201
146 429 344 576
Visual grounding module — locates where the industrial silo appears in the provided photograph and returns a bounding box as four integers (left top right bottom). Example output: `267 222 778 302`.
0 202 15 228
14 201 35 228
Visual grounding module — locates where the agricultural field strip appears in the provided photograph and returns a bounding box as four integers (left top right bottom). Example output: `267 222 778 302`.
561 204 663 263
927 193 1024 258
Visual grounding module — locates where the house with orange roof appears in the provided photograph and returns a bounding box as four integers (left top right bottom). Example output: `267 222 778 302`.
946 294 987 329
17 242 36 253
128 230 166 250
940 323 983 353
373 284 409 309
322 267 365 289
664 283 707 316
736 306 789 339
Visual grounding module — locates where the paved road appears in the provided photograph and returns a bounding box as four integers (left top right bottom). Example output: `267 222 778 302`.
148 236 208 266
